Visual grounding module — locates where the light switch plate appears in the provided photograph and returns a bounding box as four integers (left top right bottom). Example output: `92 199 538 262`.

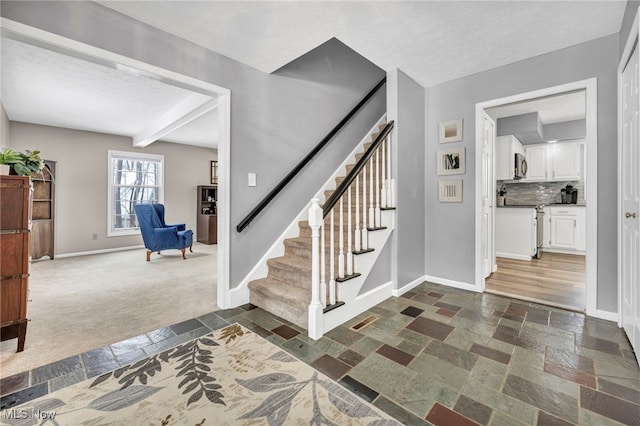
248 173 257 187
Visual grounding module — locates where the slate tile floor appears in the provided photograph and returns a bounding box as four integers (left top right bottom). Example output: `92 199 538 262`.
1 282 639 425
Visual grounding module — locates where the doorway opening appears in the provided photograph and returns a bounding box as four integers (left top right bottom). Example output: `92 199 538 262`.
475 79 598 316
0 19 231 371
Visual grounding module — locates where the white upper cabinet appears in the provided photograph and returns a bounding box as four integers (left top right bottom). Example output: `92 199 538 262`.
495 135 524 180
525 145 549 181
550 141 581 181
522 140 583 182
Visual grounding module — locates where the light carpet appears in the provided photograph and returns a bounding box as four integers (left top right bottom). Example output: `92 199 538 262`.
1 243 218 377
1 324 400 425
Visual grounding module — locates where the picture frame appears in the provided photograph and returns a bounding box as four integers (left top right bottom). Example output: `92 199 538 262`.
210 160 218 184
436 147 465 175
438 180 463 202
439 119 463 143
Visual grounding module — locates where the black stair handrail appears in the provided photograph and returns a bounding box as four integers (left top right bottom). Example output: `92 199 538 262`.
236 77 387 232
322 120 394 218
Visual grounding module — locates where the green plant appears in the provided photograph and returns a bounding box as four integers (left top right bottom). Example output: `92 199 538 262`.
0 148 45 177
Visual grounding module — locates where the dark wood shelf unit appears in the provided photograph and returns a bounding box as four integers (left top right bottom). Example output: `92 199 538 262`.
197 185 218 245
0 175 31 352
31 160 55 260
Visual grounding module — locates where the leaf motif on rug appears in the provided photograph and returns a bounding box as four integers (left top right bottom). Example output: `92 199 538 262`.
318 379 378 418
236 373 297 392
267 350 296 363
88 385 162 411
172 338 225 406
218 324 244 344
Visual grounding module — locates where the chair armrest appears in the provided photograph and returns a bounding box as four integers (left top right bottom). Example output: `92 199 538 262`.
166 223 186 231
153 226 179 244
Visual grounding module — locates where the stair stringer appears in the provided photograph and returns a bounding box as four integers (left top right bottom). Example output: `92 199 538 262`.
319 209 395 335
231 114 387 307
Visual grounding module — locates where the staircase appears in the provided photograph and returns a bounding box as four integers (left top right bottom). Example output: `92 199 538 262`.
248 119 395 338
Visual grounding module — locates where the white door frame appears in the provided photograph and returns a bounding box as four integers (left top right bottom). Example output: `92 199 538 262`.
475 78 598 318
0 19 232 308
618 7 640 333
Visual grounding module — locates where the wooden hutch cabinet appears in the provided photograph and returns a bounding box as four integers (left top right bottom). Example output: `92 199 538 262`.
0 175 31 352
197 185 217 244
31 160 55 260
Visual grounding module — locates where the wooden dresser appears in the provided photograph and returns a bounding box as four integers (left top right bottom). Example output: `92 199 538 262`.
0 175 31 352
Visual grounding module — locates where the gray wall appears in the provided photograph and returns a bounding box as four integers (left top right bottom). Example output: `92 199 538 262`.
426 34 619 312
1 2 386 288
620 1 640 58
396 70 426 286
0 102 9 148
9 121 215 255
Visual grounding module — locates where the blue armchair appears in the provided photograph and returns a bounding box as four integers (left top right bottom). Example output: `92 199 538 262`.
134 203 193 261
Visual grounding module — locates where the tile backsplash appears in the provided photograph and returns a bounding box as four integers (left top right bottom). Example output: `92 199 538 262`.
497 180 584 205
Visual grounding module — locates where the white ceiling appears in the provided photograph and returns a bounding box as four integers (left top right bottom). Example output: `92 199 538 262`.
490 90 586 124
98 0 626 89
1 1 626 148
1 37 219 148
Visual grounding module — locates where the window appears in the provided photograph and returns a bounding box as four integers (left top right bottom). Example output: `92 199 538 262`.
108 150 164 236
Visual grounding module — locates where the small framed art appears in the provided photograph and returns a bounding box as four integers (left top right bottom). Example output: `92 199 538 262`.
439 119 463 143
438 180 463 202
436 147 465 175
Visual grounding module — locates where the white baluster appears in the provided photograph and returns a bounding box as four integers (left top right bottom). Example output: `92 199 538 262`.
320 221 326 309
381 138 387 208
347 185 353 275
338 197 345 279
354 174 361 252
362 164 368 249
329 209 336 306
375 146 381 227
369 157 375 228
387 132 395 208
308 198 323 340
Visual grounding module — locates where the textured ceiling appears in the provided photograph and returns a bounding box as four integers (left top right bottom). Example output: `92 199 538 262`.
98 0 626 88
0 1 626 148
1 37 218 148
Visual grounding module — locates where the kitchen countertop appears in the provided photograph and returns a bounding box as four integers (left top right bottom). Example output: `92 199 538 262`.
497 203 586 208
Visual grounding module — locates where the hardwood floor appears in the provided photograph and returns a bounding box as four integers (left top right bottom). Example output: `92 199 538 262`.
485 251 585 312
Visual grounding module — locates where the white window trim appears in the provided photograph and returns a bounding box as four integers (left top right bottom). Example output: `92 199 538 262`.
107 150 165 237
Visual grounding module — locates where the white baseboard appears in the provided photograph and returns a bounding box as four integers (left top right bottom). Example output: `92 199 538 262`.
54 245 144 259
392 275 426 297
424 274 479 293
229 284 250 308
592 309 619 323
542 248 586 255
496 252 532 261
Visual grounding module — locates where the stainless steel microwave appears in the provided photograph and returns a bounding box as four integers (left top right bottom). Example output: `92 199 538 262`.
514 153 528 180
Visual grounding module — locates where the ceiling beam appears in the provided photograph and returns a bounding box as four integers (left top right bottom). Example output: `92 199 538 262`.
133 94 218 148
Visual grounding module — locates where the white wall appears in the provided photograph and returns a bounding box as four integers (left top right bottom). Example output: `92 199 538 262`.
1 101 10 148
10 121 216 255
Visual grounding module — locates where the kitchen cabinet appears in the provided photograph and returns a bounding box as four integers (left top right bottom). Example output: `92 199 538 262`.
550 142 581 181
495 207 537 260
543 206 585 252
524 141 582 182
495 135 525 180
525 145 549 181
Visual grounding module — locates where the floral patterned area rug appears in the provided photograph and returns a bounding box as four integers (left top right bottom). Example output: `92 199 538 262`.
3 324 400 425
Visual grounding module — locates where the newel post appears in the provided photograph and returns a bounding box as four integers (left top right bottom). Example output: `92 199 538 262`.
308 198 324 340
